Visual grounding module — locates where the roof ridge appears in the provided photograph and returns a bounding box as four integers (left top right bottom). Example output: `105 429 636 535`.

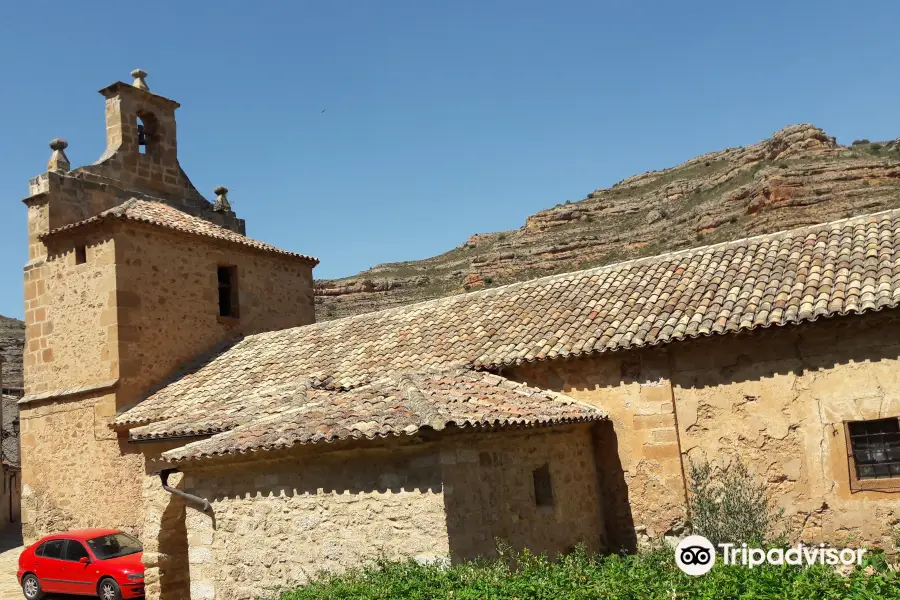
279 207 900 337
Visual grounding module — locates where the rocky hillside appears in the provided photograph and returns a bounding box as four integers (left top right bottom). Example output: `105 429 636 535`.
0 315 24 389
315 125 900 321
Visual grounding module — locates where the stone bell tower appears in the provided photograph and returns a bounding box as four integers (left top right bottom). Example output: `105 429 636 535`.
18 70 317 562
96 70 197 199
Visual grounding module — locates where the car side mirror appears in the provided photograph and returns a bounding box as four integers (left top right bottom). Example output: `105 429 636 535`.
79 556 90 564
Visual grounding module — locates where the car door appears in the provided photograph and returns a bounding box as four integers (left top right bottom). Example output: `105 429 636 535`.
33 538 66 594
61 539 96 595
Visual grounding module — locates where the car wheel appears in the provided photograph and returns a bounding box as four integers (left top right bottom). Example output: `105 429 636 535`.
21 574 43 600
98 578 122 600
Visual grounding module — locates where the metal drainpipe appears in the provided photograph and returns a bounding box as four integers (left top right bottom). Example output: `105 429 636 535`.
160 468 211 512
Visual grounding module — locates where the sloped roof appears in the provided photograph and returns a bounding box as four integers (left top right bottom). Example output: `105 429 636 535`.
117 209 900 432
42 199 319 264
160 369 604 462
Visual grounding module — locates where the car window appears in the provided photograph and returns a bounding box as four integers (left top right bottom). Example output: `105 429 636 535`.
34 542 45 557
63 540 90 562
86 533 142 560
41 540 65 560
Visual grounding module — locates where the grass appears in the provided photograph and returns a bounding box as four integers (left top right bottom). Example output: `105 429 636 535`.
278 545 900 600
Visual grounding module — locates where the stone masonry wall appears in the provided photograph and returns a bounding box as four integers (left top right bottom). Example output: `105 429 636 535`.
509 348 688 546
20 208 314 546
182 444 449 600
509 310 900 550
671 310 900 550
19 392 144 542
24 233 118 396
179 426 605 599
114 222 315 409
441 425 605 560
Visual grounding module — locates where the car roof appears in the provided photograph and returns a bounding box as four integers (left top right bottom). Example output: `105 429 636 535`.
43 529 122 541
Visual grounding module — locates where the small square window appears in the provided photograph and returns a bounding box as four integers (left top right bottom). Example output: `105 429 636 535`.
75 246 87 265
217 266 239 318
532 463 554 507
846 417 900 491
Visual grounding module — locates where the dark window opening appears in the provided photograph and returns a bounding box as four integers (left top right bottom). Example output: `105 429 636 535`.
533 463 554 507
218 266 239 318
848 418 900 480
41 539 65 560
63 540 90 562
75 245 87 265
136 112 158 156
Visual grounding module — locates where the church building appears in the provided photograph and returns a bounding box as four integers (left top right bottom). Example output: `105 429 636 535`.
18 71 900 600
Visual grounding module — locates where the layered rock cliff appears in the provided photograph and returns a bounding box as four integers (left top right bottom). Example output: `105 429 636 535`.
315 125 900 321
0 315 24 389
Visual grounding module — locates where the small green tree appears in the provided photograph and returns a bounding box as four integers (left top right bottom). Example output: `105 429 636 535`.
688 459 783 546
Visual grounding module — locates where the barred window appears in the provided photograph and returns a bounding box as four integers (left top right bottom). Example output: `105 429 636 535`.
847 418 900 480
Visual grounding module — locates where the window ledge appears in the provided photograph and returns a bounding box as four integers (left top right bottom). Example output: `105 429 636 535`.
217 315 240 326
849 477 900 493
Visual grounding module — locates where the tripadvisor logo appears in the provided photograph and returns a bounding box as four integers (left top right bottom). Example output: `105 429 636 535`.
675 535 716 576
675 535 868 576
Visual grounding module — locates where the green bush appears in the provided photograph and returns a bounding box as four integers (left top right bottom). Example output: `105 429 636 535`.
688 459 783 546
278 544 900 600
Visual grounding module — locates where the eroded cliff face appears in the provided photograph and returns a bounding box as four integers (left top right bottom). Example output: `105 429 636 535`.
315 125 900 321
0 315 24 389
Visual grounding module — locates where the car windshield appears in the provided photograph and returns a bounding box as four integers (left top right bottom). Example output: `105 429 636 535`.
85 533 142 560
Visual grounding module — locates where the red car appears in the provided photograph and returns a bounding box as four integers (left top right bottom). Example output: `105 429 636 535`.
17 529 144 599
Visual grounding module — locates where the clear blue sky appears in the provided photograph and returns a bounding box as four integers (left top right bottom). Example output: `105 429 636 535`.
1 1 897 319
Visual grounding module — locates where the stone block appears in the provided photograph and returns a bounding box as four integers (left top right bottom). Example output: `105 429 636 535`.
190 582 215 600
642 443 681 460
633 414 675 430
650 428 678 444
189 547 212 565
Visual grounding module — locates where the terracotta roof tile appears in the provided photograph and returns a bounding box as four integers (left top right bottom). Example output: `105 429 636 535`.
160 369 604 461
42 199 318 264
118 209 900 434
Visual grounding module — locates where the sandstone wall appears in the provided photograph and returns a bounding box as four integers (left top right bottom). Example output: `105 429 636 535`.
178 426 605 599
19 393 144 542
441 425 605 560
19 230 147 543
114 222 315 408
181 444 449 600
509 348 688 547
24 233 118 396
671 311 900 550
508 311 900 550
19 198 314 546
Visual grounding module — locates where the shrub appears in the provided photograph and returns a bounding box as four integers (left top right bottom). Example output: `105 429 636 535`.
279 543 899 600
872 143 883 152
484 276 494 285
852 139 871 145
688 459 783 546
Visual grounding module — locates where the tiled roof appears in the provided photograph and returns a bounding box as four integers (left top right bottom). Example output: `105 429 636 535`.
161 370 604 462
42 199 319 264
117 209 900 432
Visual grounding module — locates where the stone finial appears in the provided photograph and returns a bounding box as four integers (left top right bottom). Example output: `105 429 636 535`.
213 186 232 212
131 69 149 91
47 138 70 173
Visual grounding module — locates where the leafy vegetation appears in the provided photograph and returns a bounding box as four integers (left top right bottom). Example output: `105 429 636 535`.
688 459 784 546
278 544 899 600
278 459 900 599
